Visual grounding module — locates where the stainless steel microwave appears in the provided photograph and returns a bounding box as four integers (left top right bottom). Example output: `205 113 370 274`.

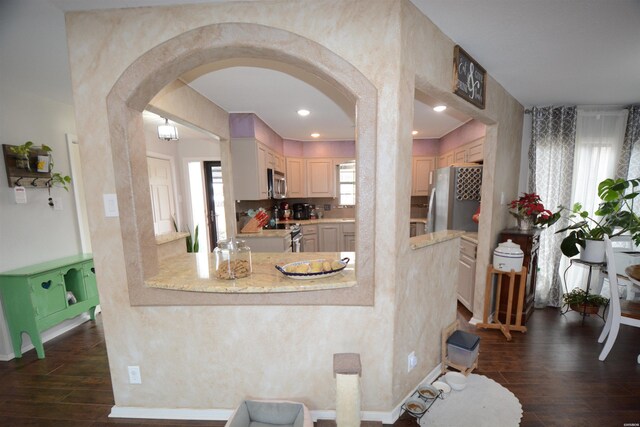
267 169 287 199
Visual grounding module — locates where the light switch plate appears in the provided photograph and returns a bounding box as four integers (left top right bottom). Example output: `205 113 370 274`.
103 194 119 217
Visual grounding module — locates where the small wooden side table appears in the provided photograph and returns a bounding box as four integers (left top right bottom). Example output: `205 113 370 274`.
477 265 528 341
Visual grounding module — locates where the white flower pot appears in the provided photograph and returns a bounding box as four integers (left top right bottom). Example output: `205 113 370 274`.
580 239 606 263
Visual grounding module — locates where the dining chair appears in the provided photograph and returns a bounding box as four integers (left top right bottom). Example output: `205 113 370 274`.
599 236 640 363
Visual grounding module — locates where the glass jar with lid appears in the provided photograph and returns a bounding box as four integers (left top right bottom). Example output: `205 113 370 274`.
214 238 252 279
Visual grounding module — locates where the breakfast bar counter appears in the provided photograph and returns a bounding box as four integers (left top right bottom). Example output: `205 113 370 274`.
410 230 465 250
145 252 356 293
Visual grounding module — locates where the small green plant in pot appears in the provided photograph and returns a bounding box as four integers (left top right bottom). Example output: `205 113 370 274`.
9 141 52 170
554 177 640 261
563 288 608 314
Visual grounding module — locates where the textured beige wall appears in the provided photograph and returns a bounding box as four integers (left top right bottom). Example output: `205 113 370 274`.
64 0 522 417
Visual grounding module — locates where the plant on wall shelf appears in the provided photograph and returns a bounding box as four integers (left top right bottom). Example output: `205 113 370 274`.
9 141 52 171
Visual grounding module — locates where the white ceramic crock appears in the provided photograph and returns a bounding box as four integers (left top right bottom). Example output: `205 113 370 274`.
493 239 524 272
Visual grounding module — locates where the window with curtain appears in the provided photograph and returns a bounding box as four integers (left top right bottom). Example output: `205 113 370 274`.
561 110 628 295
530 107 629 307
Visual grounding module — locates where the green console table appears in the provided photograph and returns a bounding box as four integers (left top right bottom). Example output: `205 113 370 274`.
0 254 100 358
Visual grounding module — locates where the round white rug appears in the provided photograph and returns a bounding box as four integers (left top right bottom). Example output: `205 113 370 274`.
419 374 522 427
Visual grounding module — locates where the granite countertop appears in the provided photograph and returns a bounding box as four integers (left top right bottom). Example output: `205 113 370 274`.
145 252 356 293
236 229 291 238
461 232 479 244
410 218 427 224
410 230 465 250
155 232 190 245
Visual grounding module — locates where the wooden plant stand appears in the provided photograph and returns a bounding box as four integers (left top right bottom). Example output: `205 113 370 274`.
441 320 478 375
477 265 528 341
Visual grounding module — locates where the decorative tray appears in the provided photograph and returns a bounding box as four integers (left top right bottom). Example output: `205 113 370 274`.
275 257 350 280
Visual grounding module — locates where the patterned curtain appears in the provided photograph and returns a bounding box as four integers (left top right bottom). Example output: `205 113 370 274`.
528 106 577 307
619 105 640 183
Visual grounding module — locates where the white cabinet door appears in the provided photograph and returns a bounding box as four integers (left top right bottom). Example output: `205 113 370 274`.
147 156 176 236
230 138 270 200
466 137 485 162
454 147 467 163
306 158 335 198
318 223 340 252
412 156 436 196
457 239 477 311
286 157 306 198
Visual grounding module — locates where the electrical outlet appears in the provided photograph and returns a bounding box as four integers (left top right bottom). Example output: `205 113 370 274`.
128 365 142 384
407 351 417 372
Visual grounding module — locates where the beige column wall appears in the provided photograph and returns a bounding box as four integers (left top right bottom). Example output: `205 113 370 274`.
64 0 523 417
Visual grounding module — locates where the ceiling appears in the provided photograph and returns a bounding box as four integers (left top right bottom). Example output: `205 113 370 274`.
9 0 639 140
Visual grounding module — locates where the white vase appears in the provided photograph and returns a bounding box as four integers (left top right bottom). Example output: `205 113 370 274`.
517 216 534 230
580 239 606 263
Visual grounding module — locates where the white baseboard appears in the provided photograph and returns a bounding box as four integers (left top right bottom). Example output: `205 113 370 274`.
0 307 101 361
109 363 443 425
468 317 482 325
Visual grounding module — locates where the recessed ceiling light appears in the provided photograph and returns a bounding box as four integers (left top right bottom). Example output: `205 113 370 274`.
433 105 447 112
311 133 320 138
412 130 418 135
297 109 310 117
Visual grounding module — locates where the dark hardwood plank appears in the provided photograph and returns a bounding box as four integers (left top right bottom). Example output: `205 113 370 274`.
2 304 639 427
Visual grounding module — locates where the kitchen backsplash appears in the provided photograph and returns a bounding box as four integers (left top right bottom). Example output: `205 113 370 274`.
235 196 429 223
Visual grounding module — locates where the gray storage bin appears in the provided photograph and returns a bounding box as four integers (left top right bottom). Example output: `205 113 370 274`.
446 330 480 368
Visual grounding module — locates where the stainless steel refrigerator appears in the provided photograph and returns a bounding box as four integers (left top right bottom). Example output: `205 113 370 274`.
426 165 482 232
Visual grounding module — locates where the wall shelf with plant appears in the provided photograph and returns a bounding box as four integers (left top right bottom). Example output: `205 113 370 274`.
3 142 72 206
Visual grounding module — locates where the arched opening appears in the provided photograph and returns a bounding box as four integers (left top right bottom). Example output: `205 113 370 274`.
106 22 377 306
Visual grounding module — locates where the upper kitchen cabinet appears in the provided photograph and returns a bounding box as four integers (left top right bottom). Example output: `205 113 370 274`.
466 137 485 163
286 157 306 198
306 158 335 198
230 138 269 200
411 156 436 196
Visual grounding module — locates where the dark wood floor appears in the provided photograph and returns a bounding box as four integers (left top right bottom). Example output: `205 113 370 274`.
1 304 639 426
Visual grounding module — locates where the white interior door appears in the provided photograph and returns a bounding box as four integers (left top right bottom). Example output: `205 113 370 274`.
148 156 176 235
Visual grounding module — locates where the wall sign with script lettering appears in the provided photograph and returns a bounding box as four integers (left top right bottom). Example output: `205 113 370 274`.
453 45 486 109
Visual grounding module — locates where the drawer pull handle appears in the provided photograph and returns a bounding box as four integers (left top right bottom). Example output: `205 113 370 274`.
41 280 52 289
91 267 95 274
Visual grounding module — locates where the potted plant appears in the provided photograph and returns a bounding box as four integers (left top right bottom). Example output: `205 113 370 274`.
563 288 609 314
508 192 559 230
9 141 53 171
554 177 640 262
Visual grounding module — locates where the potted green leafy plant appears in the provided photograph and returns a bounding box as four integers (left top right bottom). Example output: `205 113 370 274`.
555 177 640 262
563 288 609 314
9 141 53 171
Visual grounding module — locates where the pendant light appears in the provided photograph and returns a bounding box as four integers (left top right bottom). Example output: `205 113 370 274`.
157 118 179 141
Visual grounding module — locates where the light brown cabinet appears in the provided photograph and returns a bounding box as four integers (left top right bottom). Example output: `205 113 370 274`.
466 137 484 163
230 138 270 200
285 157 306 198
318 223 340 252
411 156 436 196
341 222 356 251
306 158 335 198
301 225 318 252
454 147 467 163
457 238 477 311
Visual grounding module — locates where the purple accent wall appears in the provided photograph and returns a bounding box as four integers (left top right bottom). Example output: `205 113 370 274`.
283 139 304 157
412 139 439 156
303 140 355 158
439 119 486 153
229 113 284 153
229 113 255 138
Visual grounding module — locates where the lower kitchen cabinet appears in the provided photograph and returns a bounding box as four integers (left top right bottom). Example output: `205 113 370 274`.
457 238 477 311
318 223 341 252
302 225 318 252
341 222 356 251
0 255 100 359
238 234 292 252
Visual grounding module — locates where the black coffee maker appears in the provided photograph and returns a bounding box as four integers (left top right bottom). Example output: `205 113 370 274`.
292 203 310 220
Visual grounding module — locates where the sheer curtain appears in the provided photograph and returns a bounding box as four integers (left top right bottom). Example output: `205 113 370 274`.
560 109 628 295
529 106 577 308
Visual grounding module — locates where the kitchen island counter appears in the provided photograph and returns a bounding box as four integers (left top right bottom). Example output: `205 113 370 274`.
410 230 464 250
145 252 356 293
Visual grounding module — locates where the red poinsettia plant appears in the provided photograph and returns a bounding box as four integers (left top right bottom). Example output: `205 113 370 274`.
508 193 560 227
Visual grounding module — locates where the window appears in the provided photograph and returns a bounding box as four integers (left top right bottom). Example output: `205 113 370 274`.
338 161 356 206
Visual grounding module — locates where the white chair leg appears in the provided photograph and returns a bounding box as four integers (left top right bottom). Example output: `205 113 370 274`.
638 354 640 364
598 304 613 343
599 321 620 361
